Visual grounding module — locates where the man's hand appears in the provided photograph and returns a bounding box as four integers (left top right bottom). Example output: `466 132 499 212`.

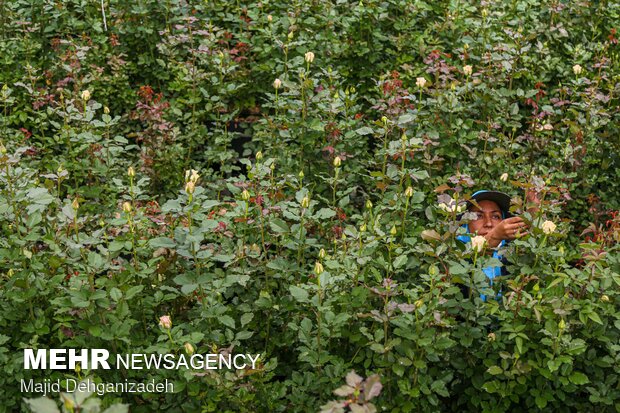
485 217 528 247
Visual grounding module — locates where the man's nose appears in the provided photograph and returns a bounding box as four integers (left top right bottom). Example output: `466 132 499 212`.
483 217 493 227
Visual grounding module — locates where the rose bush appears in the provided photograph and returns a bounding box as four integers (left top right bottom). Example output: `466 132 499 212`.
0 0 619 412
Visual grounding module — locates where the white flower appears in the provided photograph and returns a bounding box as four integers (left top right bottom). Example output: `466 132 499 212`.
500 172 508 182
404 186 414 197
273 78 282 89
463 65 473 76
416 77 427 88
572 64 582 75
333 156 342 167
185 181 195 194
541 220 557 234
438 203 450 212
267 14 273 22
80 90 91 101
471 235 487 253
314 261 324 275
304 51 315 64
159 315 172 329
185 169 199 183
301 195 310 209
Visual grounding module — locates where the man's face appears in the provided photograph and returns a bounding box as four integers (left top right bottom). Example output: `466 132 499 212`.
468 200 503 235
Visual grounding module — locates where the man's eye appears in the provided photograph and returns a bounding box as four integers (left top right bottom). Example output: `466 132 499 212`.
476 213 483 219
492 215 501 220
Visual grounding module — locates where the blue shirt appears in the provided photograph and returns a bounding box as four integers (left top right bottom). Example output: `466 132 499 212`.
457 230 505 301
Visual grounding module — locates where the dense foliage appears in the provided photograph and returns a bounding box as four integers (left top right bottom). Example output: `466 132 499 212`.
1 0 619 412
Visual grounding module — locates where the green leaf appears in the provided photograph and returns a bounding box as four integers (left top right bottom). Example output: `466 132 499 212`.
515 336 524 354
26 188 54 205
314 208 336 219
108 241 126 252
124 285 144 300
23 397 61 413
289 285 309 303
411 191 425 204
397 113 414 125
393 255 408 269
235 331 254 340
102 404 130 413
487 366 503 375
569 372 589 385
110 288 122 302
355 126 374 135
535 396 547 409
241 313 254 327
26 212 42 228
587 311 603 325
149 237 176 248
219 315 235 329
270 218 289 233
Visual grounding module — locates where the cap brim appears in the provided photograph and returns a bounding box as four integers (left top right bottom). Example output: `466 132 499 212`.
466 191 512 217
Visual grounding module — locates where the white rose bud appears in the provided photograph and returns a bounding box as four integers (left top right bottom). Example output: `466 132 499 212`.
185 181 195 194
241 189 251 201
184 342 195 355
405 186 414 197
103 106 110 114
159 315 172 329
301 195 310 209
333 156 341 167
304 51 315 64
127 166 135 177
463 65 473 76
471 235 487 253
558 318 566 330
71 198 80 210
318 248 326 259
256 151 263 161
500 172 508 182
80 90 91 101
122 201 132 213
267 14 273 22
390 225 398 236
190 169 200 183
416 77 427 88
572 64 582 75
541 220 557 234
314 261 324 275
273 78 282 89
